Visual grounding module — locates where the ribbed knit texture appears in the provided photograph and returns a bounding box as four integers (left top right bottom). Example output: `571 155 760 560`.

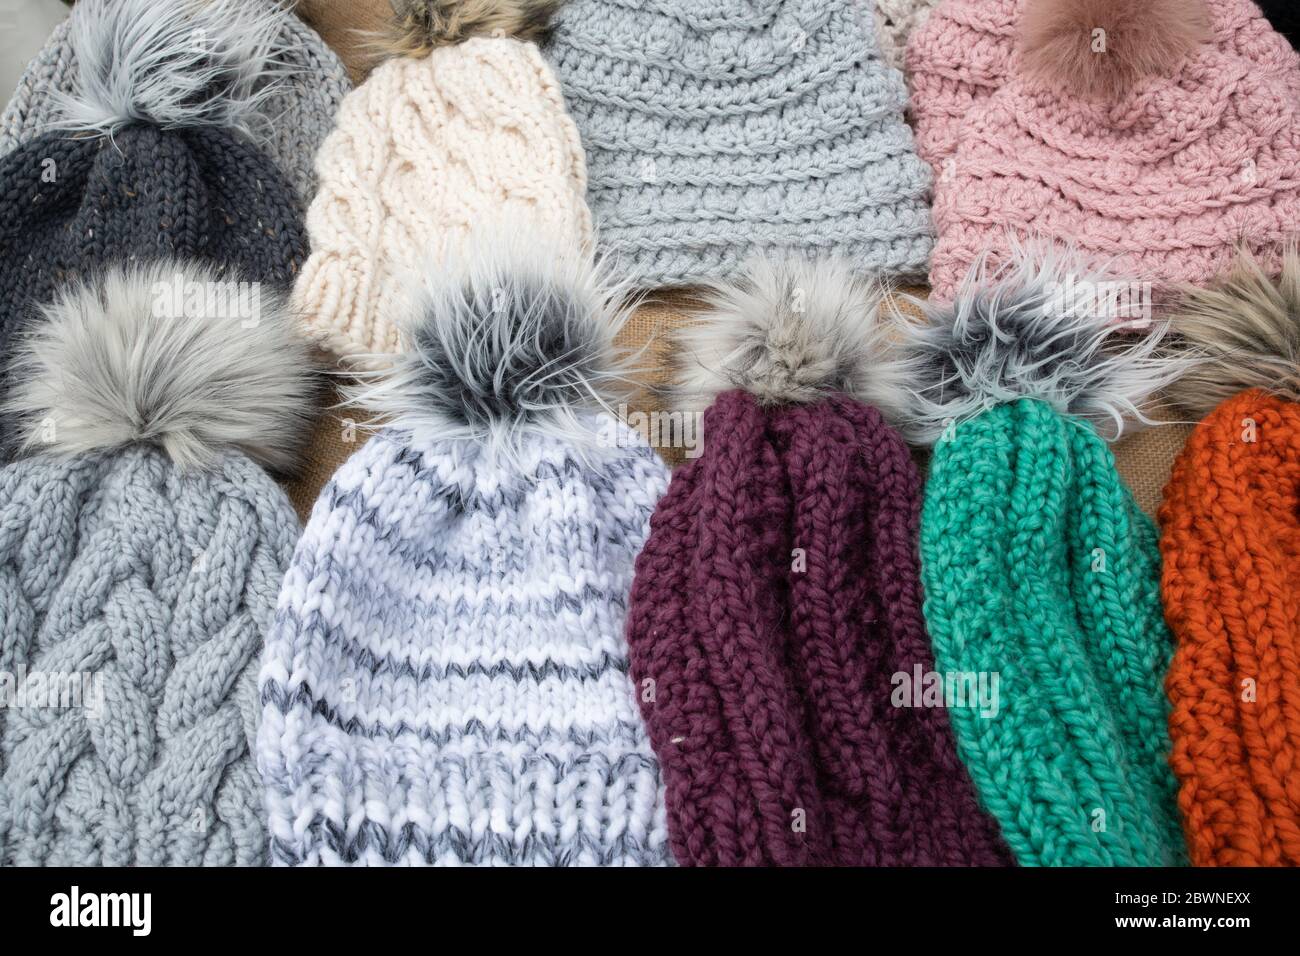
1160 389 1300 867
919 399 1185 866
258 418 673 866
0 446 300 866
294 37 593 366
545 0 935 287
0 0 352 209
0 126 306 458
626 390 1011 866
920 0 1300 300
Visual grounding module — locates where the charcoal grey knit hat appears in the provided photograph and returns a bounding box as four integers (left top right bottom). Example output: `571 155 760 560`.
0 0 309 458
0 257 315 866
0 0 352 209
544 0 935 287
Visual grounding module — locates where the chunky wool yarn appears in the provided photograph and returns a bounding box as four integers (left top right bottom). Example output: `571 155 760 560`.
923 0 1300 300
0 261 313 866
294 35 592 365
892 250 1187 866
545 0 935 287
1158 251 1300 866
0 0 307 457
626 259 1011 866
873 0 942 69
260 236 671 866
0 0 352 210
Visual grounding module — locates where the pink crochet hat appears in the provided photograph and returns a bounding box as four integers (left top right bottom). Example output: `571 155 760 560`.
908 0 1300 180
926 0 1300 302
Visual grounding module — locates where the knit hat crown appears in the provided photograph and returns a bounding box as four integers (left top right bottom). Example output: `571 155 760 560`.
629 258 1011 866
0 259 314 866
295 7 592 366
0 0 352 208
888 249 1188 866
922 0 1300 299
544 0 935 287
0 0 309 455
260 234 671 866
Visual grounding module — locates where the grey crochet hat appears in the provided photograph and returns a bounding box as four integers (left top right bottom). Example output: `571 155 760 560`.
544 0 935 287
0 258 314 866
0 0 351 210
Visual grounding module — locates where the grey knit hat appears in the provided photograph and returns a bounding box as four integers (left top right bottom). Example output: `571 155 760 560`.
0 0 351 210
544 0 935 287
0 256 314 866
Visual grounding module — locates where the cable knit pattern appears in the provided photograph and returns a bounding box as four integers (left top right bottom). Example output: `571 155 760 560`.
1160 389 1300 867
0 0 352 209
907 0 1300 182
545 0 935 287
626 390 1011 865
258 419 672 866
0 447 300 866
294 38 593 366
919 399 1185 866
929 41 1300 301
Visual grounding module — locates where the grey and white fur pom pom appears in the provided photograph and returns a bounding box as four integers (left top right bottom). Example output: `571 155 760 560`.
674 256 903 414
348 231 634 467
1165 247 1300 419
890 246 1183 444
7 260 316 473
52 0 294 141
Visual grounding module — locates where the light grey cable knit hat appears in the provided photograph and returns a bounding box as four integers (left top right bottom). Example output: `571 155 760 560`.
544 0 935 287
0 0 352 210
259 229 672 866
0 259 314 866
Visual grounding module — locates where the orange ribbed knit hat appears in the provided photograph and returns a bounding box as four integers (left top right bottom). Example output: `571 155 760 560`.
1160 250 1300 867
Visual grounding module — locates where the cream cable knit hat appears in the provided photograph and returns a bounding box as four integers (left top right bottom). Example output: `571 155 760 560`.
295 36 592 366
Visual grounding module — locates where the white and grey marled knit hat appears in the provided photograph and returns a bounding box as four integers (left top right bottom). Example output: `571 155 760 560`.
0 0 352 210
259 232 672 866
0 258 315 866
544 0 935 287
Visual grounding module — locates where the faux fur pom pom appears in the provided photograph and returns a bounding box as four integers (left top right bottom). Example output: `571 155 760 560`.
1020 0 1212 101
380 0 564 59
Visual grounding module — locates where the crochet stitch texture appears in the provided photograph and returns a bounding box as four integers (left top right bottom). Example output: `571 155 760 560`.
294 37 592 365
0 447 299 865
919 0 1300 299
545 0 935 287
0 0 352 210
1161 389 1300 866
259 421 673 866
627 390 1011 865
919 399 1185 866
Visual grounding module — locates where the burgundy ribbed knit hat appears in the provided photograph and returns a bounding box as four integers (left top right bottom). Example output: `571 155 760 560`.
625 259 1012 866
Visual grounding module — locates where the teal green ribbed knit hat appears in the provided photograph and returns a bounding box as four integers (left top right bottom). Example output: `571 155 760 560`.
887 249 1189 866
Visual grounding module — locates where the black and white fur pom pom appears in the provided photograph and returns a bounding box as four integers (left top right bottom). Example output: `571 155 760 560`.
52 0 293 141
674 256 903 414
349 230 633 466
889 246 1183 444
7 260 316 472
